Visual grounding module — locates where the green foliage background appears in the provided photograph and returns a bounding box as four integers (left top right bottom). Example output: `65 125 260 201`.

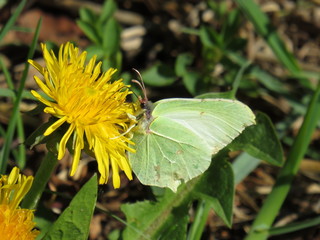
0 0 320 239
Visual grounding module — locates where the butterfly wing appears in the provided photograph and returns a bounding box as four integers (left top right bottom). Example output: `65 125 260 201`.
128 98 255 191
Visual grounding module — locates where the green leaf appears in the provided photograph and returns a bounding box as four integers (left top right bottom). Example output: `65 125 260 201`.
24 117 55 149
43 175 98 240
187 199 212 240
102 50 122 72
249 66 289 94
0 88 36 99
0 18 41 172
102 18 121 53
99 0 117 23
0 56 26 169
245 75 320 240
195 91 234 99
232 152 261 184
141 63 176 87
269 216 320 237
222 9 242 44
182 71 201 95
0 0 27 42
199 26 223 48
76 20 101 45
230 61 251 98
129 98 255 191
34 202 57 239
229 112 284 166
175 53 194 77
234 0 300 76
85 45 106 60
122 188 189 240
21 151 58 210
79 8 96 23
193 152 234 227
225 51 289 94
122 152 235 239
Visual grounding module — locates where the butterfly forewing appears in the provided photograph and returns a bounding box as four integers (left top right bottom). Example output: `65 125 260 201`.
153 98 255 154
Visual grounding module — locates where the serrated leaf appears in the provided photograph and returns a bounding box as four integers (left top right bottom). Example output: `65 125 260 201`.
229 112 284 166
43 175 98 240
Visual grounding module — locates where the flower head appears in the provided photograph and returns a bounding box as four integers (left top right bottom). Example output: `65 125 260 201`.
0 167 39 239
29 42 137 188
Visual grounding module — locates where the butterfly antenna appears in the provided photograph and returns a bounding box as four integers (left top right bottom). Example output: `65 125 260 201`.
132 68 148 103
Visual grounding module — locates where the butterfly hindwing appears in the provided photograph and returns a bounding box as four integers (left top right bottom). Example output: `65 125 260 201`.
131 116 211 191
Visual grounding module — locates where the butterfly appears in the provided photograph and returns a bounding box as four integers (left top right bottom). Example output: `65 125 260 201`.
128 70 255 192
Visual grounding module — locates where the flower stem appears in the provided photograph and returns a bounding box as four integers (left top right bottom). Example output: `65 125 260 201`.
245 81 320 240
21 151 58 209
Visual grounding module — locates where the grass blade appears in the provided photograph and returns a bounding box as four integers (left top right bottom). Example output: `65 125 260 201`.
234 0 300 76
245 80 320 240
0 19 41 173
0 0 27 42
230 61 251 98
187 200 212 240
269 216 320 236
0 57 14 89
0 57 26 168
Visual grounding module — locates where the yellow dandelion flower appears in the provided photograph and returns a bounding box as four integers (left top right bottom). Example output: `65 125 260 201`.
0 167 39 239
29 42 137 188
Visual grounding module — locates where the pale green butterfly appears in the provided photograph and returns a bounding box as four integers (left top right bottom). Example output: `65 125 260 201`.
128 71 255 192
